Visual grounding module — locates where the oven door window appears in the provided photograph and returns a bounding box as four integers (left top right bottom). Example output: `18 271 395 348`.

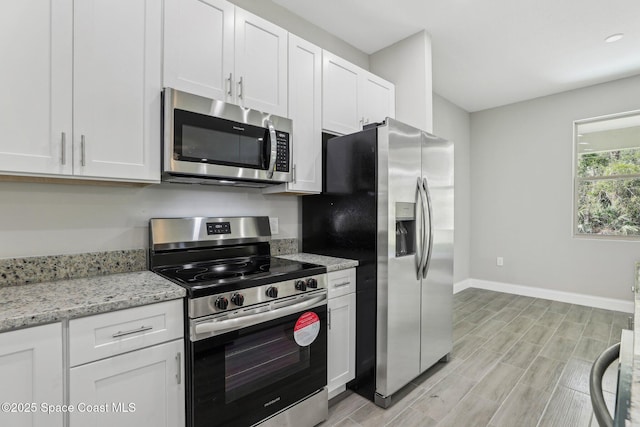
225 326 309 403
174 109 269 169
190 306 327 427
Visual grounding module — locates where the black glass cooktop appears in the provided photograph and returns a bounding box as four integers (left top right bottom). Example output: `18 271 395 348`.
154 255 326 297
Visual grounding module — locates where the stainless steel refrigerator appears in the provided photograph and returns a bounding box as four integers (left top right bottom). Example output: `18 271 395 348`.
302 118 453 407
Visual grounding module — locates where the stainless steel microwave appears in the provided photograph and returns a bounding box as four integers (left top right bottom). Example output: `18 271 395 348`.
162 88 292 187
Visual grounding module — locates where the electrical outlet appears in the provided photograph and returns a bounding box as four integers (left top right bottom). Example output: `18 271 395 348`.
269 217 279 235
497 257 504 267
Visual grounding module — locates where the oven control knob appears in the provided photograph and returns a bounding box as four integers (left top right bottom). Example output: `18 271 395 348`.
306 278 318 289
295 280 307 292
231 293 245 306
215 296 229 310
266 286 278 298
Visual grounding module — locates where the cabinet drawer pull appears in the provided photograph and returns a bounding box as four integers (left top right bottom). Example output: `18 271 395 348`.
333 281 351 288
111 325 153 338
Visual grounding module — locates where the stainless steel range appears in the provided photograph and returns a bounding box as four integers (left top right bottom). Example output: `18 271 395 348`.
149 216 328 427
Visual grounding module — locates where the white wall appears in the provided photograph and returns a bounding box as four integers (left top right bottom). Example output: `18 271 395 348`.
227 0 369 69
369 31 433 132
470 74 640 302
433 93 471 284
0 181 298 258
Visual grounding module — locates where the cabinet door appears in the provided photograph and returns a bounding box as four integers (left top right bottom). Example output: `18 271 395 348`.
0 1 72 176
327 293 356 396
73 0 161 182
164 0 234 101
287 34 322 193
360 72 396 126
234 8 288 117
69 339 185 427
0 323 63 427
322 51 360 135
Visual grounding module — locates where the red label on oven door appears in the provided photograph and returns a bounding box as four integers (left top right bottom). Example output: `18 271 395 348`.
293 312 320 347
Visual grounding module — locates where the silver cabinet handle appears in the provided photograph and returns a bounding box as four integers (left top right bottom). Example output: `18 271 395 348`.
111 325 153 338
61 132 67 165
80 135 86 166
176 352 182 384
328 308 332 330
333 281 350 288
421 177 434 279
226 73 233 97
237 76 243 99
266 119 277 179
292 164 297 183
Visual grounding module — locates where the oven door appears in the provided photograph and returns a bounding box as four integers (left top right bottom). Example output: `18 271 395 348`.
187 296 327 427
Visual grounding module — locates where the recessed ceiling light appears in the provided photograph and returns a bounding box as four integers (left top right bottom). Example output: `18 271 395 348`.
605 33 624 43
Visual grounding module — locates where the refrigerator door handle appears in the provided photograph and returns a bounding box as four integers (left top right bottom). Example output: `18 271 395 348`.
416 177 427 279
421 177 434 279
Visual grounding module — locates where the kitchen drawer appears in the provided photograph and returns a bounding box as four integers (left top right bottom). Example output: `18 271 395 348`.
69 299 183 367
327 268 356 299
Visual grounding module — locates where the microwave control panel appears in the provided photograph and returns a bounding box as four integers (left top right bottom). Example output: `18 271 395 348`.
275 131 290 172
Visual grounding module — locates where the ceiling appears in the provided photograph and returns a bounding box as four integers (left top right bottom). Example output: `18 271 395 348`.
272 0 640 112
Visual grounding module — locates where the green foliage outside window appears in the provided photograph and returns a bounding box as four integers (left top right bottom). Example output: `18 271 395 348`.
577 149 640 236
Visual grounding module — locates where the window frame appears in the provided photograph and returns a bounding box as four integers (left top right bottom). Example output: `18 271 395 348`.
572 109 640 240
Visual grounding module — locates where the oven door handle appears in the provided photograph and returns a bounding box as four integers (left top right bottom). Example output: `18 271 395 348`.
192 292 327 340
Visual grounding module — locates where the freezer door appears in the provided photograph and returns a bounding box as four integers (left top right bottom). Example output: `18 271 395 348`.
420 131 454 372
376 119 423 398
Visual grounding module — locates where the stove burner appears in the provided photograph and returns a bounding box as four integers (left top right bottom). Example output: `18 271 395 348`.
157 257 271 285
194 271 243 281
175 266 209 275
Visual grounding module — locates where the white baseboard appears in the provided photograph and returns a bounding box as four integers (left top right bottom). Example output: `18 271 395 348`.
455 278 634 313
453 279 474 294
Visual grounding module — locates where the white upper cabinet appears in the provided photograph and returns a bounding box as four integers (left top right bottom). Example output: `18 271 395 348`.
163 1 288 117
0 0 161 183
323 50 395 135
163 0 234 101
234 8 288 117
265 33 322 194
0 0 73 176
322 51 361 135
360 72 396 128
74 0 161 181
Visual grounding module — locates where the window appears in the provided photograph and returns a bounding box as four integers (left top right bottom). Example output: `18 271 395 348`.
574 110 640 237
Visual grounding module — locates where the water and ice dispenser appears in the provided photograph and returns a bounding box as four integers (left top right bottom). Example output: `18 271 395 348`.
395 202 416 257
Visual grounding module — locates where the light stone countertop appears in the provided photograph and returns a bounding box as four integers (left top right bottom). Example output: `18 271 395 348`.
0 271 185 333
276 253 358 272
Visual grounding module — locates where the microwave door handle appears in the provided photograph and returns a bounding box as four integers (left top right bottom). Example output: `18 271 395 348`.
266 120 277 178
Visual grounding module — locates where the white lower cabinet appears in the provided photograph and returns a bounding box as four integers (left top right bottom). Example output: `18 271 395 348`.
0 323 63 427
69 339 184 427
327 269 357 399
68 300 185 427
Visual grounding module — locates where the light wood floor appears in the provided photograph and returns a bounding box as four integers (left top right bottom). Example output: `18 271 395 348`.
320 288 630 427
